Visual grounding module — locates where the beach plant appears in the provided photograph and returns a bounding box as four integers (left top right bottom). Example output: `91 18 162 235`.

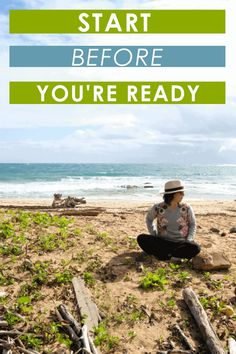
5 311 25 327
38 233 58 252
20 333 43 350
86 258 103 272
112 312 127 325
15 211 32 229
177 271 192 284
19 283 41 300
83 271 96 286
73 227 82 236
52 215 71 228
0 272 14 286
127 330 136 340
59 227 69 238
125 294 138 305
93 323 120 350
127 235 139 249
203 272 223 290
54 269 73 284
17 295 33 314
129 309 144 323
0 221 15 239
32 212 52 226
31 261 51 286
166 297 177 308
29 320 65 345
86 223 97 235
96 231 112 246
140 268 168 290
12 233 27 244
199 295 228 317
72 250 87 264
0 244 23 256
47 321 72 348
169 262 181 271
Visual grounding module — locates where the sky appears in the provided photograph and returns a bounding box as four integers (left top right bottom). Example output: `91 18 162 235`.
0 0 236 164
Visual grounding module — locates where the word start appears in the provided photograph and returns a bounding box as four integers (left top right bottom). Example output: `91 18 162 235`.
78 12 151 32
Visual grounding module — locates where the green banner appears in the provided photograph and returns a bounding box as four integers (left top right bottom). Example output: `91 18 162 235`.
9 10 225 34
10 82 225 104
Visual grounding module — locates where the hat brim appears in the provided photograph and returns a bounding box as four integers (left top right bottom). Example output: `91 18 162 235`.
160 188 185 195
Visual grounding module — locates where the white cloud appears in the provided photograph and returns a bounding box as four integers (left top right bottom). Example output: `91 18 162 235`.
0 0 236 163
219 138 236 152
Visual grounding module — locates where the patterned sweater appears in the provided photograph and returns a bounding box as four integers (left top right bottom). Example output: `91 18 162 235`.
146 202 196 241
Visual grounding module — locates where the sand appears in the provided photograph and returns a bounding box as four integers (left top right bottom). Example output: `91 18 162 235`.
0 198 235 353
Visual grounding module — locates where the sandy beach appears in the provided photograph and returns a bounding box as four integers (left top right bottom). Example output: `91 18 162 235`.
0 198 235 353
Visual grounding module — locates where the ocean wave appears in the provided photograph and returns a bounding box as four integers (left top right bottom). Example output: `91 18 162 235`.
0 176 235 200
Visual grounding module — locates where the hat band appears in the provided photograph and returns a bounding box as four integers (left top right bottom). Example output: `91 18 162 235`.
165 186 184 192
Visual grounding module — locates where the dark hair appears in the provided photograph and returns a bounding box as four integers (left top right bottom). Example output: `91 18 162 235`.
163 193 175 205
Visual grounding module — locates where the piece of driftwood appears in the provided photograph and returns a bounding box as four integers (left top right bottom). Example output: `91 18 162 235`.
0 205 52 210
55 308 81 351
52 194 86 208
182 287 226 354
0 338 39 354
0 321 8 328
172 324 195 351
1 336 13 354
15 348 40 354
229 337 236 354
72 277 100 333
88 335 99 354
0 330 23 336
56 304 99 354
57 304 81 337
81 325 92 352
59 208 105 217
156 351 194 354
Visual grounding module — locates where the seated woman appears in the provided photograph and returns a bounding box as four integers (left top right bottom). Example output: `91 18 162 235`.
137 180 201 260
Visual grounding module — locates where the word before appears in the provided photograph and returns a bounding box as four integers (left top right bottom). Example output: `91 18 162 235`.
72 47 163 67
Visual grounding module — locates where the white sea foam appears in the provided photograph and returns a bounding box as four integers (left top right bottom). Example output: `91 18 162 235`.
0 175 235 200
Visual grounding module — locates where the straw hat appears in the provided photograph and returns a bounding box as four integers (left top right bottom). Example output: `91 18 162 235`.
161 180 185 195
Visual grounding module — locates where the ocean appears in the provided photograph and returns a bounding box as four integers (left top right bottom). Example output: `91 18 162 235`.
0 163 235 200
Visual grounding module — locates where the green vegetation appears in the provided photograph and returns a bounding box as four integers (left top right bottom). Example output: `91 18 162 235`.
199 295 228 316
140 268 168 290
94 323 120 350
0 207 235 353
20 333 43 350
54 269 73 284
0 221 15 239
83 272 96 286
5 311 24 327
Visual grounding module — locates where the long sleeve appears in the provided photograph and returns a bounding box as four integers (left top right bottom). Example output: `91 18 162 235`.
187 205 196 241
146 204 158 236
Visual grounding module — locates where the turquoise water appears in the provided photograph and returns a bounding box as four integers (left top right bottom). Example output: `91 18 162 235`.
0 163 235 200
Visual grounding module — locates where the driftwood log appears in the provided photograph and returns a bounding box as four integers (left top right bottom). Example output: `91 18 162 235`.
0 321 8 328
56 303 99 354
182 287 225 354
57 304 81 337
229 337 236 354
52 194 86 208
59 207 105 217
156 351 194 354
172 324 195 351
72 277 100 333
0 337 39 354
56 306 82 351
